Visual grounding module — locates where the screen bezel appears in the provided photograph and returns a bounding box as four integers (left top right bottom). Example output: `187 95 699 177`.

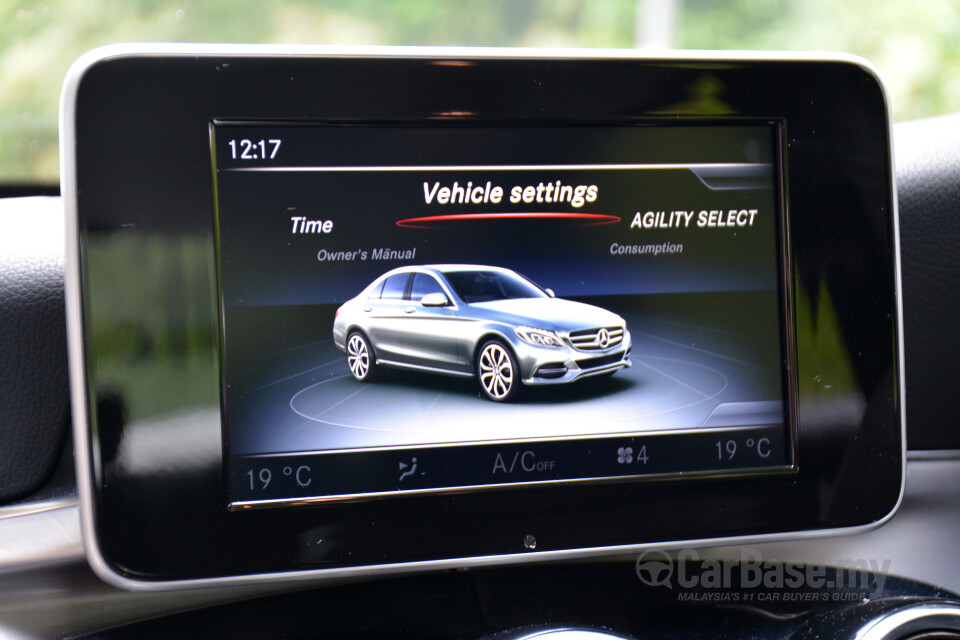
62 45 904 589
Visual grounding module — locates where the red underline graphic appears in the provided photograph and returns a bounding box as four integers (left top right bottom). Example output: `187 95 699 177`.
396 212 621 228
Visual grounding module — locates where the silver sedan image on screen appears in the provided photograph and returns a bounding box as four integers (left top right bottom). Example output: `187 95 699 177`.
332 265 632 401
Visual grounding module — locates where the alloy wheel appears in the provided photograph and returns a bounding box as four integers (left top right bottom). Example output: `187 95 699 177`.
347 333 371 380
478 341 517 401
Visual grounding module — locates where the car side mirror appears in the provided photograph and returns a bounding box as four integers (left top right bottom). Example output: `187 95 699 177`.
420 292 451 307
544 288 556 298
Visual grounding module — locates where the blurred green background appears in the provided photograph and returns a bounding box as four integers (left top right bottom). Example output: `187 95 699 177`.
4 0 960 183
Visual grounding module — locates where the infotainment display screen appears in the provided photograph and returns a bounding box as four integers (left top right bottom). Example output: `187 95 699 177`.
64 47 903 587
211 122 792 507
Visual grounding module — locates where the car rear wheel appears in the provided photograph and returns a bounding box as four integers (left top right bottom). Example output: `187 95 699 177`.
346 332 377 382
477 340 520 401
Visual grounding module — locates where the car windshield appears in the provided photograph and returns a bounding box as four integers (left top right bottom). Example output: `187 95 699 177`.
444 270 547 303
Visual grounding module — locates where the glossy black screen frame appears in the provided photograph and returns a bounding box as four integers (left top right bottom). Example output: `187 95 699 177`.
66 49 903 585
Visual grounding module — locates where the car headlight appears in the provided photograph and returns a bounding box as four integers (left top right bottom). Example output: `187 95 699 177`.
516 326 565 347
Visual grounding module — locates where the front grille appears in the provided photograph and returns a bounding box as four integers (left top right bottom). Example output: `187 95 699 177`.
576 352 626 370
568 326 624 351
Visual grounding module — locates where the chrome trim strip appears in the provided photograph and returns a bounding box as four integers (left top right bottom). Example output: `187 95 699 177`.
523 362 629 385
854 603 960 640
515 629 630 639
572 363 629 380
908 449 960 461
0 497 78 521
59 42 887 65
0 501 83 574
874 48 909 535
376 358 474 377
60 44 905 592
63 45 113 592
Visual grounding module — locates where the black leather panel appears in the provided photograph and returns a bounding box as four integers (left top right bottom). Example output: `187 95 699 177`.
0 196 69 503
896 114 960 449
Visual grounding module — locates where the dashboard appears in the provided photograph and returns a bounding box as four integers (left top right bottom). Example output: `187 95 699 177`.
0 46 958 639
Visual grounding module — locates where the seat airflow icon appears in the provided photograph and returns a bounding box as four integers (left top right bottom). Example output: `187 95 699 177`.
399 457 418 482
617 447 633 464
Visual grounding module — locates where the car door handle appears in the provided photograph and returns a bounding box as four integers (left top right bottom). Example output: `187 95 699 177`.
404 306 416 313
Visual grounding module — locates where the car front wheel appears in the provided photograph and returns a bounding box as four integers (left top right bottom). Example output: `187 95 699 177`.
346 332 377 382
476 340 520 402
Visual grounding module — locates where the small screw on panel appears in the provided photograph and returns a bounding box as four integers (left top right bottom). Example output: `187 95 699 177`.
523 534 537 550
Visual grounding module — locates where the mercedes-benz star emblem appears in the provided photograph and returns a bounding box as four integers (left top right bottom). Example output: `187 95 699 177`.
596 328 610 348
